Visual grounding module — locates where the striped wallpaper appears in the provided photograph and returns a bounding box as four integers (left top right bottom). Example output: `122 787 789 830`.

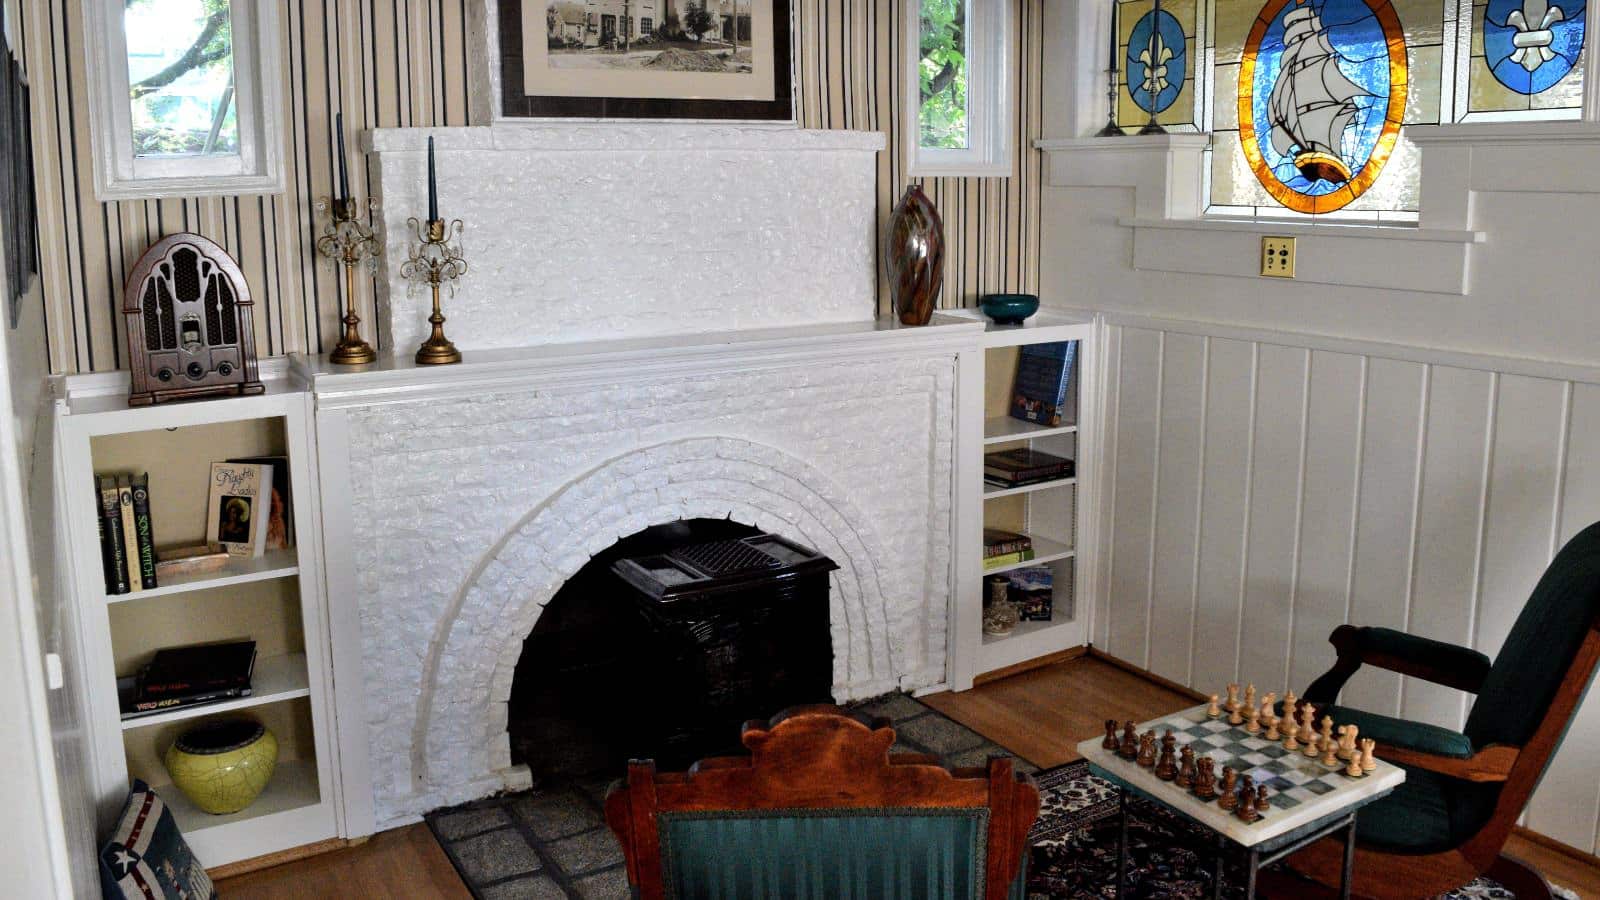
17 0 1042 375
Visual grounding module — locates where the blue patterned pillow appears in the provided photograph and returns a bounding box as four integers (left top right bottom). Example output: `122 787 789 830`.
99 780 216 900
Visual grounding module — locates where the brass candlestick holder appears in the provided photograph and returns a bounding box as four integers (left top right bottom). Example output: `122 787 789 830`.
315 196 381 365
400 216 466 365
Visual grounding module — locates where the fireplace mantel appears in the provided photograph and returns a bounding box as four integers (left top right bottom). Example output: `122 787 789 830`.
291 314 983 408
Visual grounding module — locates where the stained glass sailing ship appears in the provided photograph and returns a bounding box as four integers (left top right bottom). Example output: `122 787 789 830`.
1239 0 1407 213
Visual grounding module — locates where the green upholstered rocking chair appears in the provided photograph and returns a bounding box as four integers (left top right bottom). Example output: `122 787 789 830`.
1288 521 1600 899
604 705 1040 899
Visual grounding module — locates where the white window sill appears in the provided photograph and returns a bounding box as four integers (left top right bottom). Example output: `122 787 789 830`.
1116 216 1484 245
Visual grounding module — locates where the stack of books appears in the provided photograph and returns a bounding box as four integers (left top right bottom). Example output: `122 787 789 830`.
983 448 1075 489
983 528 1035 571
118 640 258 721
96 473 157 595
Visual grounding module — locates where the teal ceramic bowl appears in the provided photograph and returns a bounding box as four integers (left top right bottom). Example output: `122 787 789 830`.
979 293 1040 325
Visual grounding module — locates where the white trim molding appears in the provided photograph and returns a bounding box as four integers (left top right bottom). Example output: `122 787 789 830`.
80 0 286 200
905 0 1015 177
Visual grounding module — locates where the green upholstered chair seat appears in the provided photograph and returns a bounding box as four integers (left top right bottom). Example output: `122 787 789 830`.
658 807 1027 899
1354 763 1503 856
1318 705 1474 759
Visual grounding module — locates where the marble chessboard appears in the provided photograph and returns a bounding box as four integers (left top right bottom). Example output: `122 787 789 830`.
1076 703 1407 847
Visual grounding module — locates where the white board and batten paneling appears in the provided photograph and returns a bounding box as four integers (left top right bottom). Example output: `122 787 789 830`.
1095 317 1600 857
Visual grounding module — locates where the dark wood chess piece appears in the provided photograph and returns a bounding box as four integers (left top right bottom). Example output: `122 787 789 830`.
1256 784 1270 816
1119 721 1138 760
1137 731 1157 767
1236 775 1261 823
1193 757 1217 800
1103 719 1119 751
1218 767 1239 811
1175 746 1196 788
1155 731 1178 780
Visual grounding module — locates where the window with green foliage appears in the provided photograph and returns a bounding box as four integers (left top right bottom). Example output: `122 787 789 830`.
919 0 969 150
124 0 239 159
86 0 282 198
906 0 1011 175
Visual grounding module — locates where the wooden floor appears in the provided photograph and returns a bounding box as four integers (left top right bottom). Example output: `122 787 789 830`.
218 654 1600 899
924 653 1600 900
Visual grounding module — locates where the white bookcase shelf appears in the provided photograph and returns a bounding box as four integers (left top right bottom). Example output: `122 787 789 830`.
982 476 1077 499
104 548 299 604
982 415 1078 444
52 376 341 870
948 308 1098 689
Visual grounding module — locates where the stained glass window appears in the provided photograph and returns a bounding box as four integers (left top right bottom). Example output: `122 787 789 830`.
1116 0 1201 130
1111 0 1587 216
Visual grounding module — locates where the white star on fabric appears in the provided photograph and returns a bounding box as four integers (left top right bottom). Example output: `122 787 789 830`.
113 849 137 875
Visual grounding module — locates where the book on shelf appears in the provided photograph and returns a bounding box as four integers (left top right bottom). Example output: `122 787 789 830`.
139 639 257 699
207 461 274 558
128 473 157 589
1007 565 1054 621
116 475 141 592
982 528 1034 558
228 455 294 551
97 475 130 595
1009 341 1077 428
982 548 1036 571
96 471 159 594
983 447 1075 486
117 676 252 719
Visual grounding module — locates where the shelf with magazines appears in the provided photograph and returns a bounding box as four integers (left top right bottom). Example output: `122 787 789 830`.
54 378 340 868
949 309 1097 690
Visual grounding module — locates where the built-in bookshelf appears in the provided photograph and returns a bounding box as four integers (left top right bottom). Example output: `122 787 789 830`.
54 375 339 869
948 309 1097 689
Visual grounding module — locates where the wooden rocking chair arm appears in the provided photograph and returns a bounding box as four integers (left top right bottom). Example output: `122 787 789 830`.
1375 743 1519 783
1312 625 1492 698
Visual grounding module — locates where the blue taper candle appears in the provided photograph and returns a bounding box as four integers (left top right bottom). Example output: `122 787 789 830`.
336 112 349 201
427 136 439 222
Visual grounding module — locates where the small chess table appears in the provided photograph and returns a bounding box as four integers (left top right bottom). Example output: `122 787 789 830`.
1076 703 1406 898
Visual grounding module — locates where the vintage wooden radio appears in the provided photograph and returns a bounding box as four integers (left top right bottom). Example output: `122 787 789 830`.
122 233 264 406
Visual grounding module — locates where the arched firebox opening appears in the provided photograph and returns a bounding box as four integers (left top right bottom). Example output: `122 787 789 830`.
507 518 838 782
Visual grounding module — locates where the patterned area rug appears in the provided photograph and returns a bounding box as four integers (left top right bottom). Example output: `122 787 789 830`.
1027 761 1575 900
424 695 1572 899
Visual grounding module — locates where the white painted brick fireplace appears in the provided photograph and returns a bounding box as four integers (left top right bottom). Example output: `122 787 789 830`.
300 125 982 829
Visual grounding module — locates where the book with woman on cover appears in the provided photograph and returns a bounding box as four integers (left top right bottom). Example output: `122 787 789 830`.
206 461 273 558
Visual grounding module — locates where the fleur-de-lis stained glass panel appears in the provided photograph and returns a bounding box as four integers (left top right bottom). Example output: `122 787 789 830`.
1118 0 1201 131
1463 0 1587 116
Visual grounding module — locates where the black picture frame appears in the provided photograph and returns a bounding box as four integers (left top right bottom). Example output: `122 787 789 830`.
497 0 794 122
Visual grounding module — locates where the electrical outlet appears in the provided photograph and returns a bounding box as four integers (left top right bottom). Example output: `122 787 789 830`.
1261 236 1296 278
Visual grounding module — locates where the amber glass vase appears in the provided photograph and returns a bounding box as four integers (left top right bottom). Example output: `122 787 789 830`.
884 185 946 326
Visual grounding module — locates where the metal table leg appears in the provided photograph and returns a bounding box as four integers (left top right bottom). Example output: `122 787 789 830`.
1339 814 1358 900
1245 847 1259 898
1214 834 1227 900
1117 789 1130 894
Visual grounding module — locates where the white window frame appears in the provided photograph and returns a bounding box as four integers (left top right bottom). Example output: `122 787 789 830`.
904 0 1014 177
81 0 284 201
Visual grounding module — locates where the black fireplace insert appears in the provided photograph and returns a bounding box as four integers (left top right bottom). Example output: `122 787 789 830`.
506 520 837 780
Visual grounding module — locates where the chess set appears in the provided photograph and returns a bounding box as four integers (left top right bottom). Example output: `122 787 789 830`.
1103 684 1379 826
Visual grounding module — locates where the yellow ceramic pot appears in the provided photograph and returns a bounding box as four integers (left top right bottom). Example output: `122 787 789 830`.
165 719 278 814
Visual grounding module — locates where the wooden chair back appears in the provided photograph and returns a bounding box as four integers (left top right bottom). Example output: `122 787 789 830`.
1462 605 1600 871
604 705 1040 899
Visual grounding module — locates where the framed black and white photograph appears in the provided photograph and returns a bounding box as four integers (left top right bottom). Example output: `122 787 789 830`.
498 0 793 120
